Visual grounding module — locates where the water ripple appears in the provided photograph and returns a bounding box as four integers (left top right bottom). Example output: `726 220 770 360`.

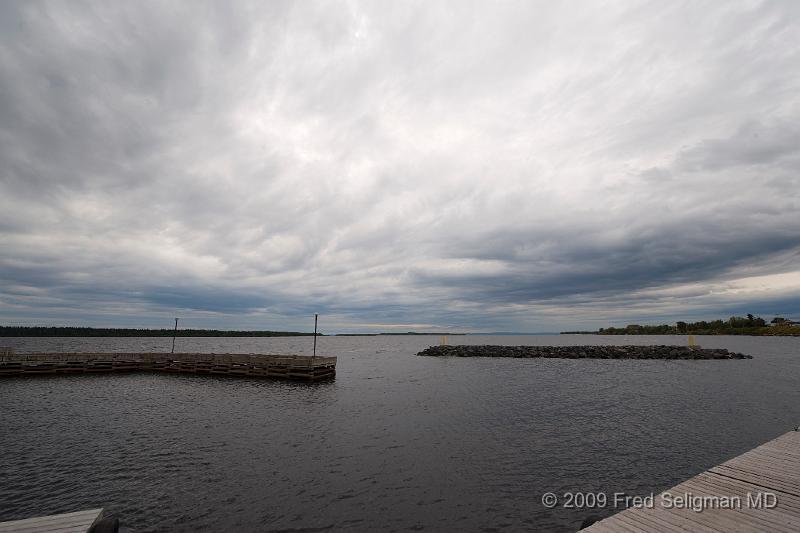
1 335 799 531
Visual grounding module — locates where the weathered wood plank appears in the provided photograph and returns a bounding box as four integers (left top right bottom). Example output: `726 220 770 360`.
0 509 102 533
710 465 800 494
628 497 731 532
691 472 800 513
678 477 798 532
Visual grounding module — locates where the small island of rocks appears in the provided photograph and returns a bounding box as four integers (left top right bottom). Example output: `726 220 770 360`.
417 345 752 359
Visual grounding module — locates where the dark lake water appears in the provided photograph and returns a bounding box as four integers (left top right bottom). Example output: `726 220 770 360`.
1 335 799 532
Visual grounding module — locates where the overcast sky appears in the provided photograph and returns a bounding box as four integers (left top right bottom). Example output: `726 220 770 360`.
1 1 799 332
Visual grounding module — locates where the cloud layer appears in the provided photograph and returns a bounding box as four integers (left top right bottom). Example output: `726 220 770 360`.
1 1 799 331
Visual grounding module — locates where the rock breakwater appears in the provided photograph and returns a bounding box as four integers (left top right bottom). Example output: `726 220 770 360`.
417 345 751 359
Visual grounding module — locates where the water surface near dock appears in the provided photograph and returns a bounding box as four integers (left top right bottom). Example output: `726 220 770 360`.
1 335 799 532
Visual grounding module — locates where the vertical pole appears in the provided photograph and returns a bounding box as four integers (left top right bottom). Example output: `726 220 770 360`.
171 317 178 354
312 313 318 361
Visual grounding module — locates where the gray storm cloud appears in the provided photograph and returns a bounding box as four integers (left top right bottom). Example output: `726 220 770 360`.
1 1 799 331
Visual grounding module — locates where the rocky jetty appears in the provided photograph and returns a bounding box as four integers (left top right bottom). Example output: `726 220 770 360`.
417 345 751 359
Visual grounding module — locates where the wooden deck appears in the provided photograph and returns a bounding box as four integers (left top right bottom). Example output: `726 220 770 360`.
0 351 336 381
0 508 103 533
584 429 800 532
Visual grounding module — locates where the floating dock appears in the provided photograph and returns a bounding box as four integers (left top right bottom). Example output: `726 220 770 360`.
0 351 336 381
583 429 800 532
0 508 105 533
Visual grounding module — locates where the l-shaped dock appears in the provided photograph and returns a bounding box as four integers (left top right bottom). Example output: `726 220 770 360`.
0 351 336 381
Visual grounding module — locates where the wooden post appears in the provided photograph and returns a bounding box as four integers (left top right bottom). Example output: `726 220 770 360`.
171 318 178 353
312 314 318 362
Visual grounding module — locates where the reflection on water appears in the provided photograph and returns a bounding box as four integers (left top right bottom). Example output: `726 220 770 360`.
1 335 799 532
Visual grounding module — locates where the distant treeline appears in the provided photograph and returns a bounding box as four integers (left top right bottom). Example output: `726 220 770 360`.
0 326 320 337
569 315 800 336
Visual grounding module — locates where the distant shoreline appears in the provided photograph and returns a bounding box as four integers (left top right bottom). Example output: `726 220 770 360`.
5 324 798 338
0 326 320 338
0 326 472 338
335 332 467 336
561 331 800 337
561 325 800 337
